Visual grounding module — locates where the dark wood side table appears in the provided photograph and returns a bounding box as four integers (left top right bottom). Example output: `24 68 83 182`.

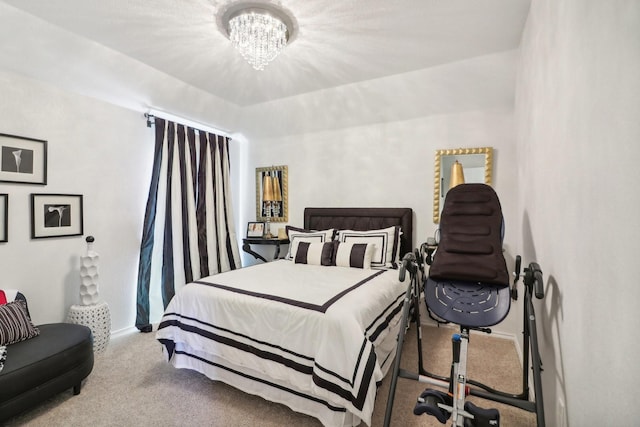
242 238 290 262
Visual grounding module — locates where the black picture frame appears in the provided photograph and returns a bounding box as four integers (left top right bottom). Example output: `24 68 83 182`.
0 194 7 243
246 221 265 238
0 133 47 185
31 194 83 239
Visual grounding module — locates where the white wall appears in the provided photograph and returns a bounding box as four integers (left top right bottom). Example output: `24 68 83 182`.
248 109 518 246
0 71 154 331
515 0 640 425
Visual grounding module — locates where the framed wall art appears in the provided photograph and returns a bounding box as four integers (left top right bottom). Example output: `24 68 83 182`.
246 221 265 238
0 194 7 243
0 133 47 185
31 194 83 239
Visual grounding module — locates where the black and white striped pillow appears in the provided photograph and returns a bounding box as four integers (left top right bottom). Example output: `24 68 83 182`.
0 300 40 346
294 242 334 266
332 242 374 269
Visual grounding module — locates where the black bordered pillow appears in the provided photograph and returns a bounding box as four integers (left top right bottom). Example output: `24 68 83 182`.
332 241 374 269
294 241 334 266
0 300 40 346
285 226 336 260
336 226 401 268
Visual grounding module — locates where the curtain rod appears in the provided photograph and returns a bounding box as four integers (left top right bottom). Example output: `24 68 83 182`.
144 111 233 138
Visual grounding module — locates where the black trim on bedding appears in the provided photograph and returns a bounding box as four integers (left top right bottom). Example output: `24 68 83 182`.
312 339 368 387
321 270 385 309
192 270 385 313
160 318 314 374
158 338 175 359
161 325 377 413
159 313 313 361
169 345 347 413
349 243 370 268
294 241 311 264
312 347 378 411
159 314 369 392
366 292 405 343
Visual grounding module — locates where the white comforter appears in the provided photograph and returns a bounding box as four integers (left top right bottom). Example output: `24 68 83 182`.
156 260 407 426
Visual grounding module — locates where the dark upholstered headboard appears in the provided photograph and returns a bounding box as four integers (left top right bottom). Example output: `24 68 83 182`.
304 207 413 258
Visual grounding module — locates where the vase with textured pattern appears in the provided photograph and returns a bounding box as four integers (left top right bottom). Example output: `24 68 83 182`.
79 236 100 305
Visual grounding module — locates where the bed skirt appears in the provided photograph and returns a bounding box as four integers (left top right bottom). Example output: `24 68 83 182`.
160 314 401 427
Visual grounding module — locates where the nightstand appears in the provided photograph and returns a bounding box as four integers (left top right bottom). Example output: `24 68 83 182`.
242 238 290 262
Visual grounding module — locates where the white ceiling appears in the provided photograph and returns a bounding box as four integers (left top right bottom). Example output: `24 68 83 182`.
1 0 531 108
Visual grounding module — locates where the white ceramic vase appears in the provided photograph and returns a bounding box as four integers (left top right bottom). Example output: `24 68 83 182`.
80 236 100 305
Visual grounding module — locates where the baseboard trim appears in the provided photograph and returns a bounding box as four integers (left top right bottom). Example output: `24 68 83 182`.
110 326 138 339
110 323 160 340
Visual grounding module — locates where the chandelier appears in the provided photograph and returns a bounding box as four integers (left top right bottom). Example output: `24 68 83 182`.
221 4 295 71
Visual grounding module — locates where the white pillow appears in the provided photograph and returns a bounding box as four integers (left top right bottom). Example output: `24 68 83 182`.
332 242 373 269
336 226 401 268
285 227 336 260
293 242 334 266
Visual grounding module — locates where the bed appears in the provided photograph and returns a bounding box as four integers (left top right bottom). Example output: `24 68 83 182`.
156 207 413 426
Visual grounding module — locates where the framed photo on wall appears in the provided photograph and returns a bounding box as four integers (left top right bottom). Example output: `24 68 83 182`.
246 221 265 238
0 194 7 243
0 133 47 185
31 194 83 239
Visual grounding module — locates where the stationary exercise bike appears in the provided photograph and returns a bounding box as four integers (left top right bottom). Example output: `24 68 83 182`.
383 184 545 427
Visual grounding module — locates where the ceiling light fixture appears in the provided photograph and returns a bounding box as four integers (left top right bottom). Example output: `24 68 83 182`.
219 3 296 71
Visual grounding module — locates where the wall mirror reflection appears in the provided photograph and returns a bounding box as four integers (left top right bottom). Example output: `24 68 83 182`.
433 147 493 223
256 165 288 224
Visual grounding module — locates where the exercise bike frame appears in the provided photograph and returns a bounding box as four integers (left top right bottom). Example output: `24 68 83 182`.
383 252 545 427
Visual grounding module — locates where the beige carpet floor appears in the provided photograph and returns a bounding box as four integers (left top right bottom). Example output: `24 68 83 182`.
4 323 536 426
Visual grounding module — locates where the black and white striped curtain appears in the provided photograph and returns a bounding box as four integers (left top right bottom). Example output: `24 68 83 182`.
135 118 240 331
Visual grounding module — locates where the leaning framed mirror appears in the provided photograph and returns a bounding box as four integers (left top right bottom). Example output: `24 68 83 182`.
256 165 288 223
433 147 493 223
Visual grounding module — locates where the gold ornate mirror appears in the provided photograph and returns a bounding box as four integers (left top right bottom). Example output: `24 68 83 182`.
256 165 288 222
433 147 493 223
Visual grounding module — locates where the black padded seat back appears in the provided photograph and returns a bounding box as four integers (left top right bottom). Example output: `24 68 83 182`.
429 184 509 286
